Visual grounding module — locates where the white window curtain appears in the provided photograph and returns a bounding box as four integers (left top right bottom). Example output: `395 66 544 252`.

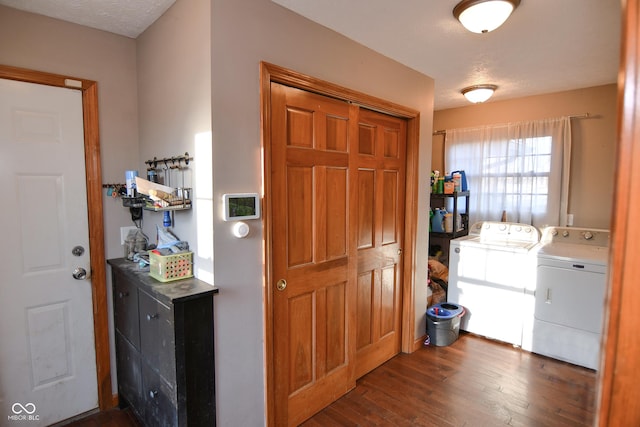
445 117 571 228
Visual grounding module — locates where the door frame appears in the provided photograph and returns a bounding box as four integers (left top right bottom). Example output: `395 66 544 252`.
260 62 421 425
0 65 111 410
597 0 640 424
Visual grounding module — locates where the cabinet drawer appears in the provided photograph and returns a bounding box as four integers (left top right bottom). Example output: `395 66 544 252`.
115 332 143 416
138 290 176 386
142 362 178 427
114 272 140 348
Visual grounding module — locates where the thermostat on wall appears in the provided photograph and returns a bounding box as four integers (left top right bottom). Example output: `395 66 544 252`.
222 193 261 221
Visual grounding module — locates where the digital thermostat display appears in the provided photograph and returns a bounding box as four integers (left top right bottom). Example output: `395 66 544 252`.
222 193 260 221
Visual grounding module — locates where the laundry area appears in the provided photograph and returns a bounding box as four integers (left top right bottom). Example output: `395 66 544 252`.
425 66 617 375
426 184 610 371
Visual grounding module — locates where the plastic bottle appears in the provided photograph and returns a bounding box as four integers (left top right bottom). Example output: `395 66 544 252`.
453 172 461 192
163 211 172 228
432 208 447 232
125 170 138 197
124 235 135 260
436 177 444 194
134 231 147 253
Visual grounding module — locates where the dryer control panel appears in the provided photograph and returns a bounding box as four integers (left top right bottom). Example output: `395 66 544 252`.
541 226 609 247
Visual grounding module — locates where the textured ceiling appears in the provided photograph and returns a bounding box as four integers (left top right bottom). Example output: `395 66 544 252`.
0 0 175 38
1 0 621 109
273 0 621 110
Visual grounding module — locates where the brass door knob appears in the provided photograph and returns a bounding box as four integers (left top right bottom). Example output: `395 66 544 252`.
276 279 287 291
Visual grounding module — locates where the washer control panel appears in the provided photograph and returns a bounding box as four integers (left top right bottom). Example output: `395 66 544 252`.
470 221 540 244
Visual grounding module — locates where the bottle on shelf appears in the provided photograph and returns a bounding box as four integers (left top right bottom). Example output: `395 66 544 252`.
452 172 461 192
163 211 172 228
431 208 447 232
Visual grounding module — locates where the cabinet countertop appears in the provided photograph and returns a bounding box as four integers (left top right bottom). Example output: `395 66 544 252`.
108 258 218 306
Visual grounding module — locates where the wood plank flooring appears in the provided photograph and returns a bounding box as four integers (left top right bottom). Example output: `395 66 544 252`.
302 332 596 426
65 333 596 426
60 407 140 427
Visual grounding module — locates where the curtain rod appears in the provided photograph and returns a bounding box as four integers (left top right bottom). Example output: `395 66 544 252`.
433 113 589 136
568 113 590 119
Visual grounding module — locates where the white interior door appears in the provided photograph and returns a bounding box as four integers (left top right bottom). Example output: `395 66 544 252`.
0 78 98 425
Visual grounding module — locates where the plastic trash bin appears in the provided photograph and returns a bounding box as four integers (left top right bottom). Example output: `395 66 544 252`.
426 302 465 346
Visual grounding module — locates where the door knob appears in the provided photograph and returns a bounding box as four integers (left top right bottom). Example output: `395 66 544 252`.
72 267 88 280
276 279 287 291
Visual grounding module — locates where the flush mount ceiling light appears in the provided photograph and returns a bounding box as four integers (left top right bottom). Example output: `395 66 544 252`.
453 0 521 34
461 84 498 103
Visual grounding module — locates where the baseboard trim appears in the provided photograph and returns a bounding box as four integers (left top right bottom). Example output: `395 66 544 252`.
412 334 427 351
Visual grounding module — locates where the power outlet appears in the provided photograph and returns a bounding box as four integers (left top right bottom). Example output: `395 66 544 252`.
120 226 138 245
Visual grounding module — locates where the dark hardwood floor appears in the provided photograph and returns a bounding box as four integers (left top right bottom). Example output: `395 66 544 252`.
66 333 596 426
303 332 596 427
61 407 140 427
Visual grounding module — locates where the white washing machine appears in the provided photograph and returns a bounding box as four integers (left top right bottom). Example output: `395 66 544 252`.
448 221 541 346
522 227 609 370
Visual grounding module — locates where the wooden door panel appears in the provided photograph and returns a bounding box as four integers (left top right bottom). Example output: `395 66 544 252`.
326 115 349 152
287 166 313 267
285 284 349 393
358 123 375 155
358 169 375 249
383 127 400 159
320 281 347 373
324 167 348 260
286 107 314 149
382 170 399 245
272 82 355 426
356 271 375 350
355 109 406 379
380 265 398 336
288 292 313 391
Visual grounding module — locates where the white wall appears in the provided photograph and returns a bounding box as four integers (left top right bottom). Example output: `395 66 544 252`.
0 4 140 395
0 5 139 259
211 0 434 424
1 1 436 424
136 0 213 283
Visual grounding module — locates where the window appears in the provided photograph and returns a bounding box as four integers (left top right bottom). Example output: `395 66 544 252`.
445 117 571 228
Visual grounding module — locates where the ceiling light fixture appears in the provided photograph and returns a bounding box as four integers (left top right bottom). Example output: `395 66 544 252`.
461 84 498 103
453 0 521 34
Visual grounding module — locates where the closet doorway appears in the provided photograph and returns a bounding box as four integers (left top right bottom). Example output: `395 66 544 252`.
261 62 421 426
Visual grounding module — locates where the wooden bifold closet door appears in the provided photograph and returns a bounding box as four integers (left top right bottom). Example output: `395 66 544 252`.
270 82 406 426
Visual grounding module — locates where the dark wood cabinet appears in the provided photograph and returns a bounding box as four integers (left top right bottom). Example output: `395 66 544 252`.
108 258 218 427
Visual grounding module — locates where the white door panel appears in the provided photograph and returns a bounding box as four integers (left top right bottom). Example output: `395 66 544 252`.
0 78 97 425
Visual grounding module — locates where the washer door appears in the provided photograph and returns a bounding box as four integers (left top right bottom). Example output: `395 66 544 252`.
535 260 606 333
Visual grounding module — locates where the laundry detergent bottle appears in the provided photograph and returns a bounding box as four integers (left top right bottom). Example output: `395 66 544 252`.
431 208 447 232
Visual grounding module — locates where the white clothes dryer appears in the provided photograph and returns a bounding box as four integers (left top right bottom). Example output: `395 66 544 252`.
522 227 609 370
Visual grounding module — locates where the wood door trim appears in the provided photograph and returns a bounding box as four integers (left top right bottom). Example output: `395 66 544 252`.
0 64 111 410
260 61 421 426
597 1 640 424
